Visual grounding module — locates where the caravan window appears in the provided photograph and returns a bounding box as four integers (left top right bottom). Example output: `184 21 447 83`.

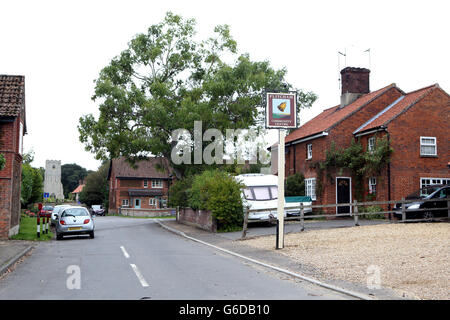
243 188 254 200
269 186 278 199
252 187 272 200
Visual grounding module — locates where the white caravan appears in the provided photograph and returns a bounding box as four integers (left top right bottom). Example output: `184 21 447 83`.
235 174 312 221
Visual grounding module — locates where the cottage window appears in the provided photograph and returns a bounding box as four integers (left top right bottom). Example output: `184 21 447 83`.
152 180 163 188
307 144 312 159
143 179 148 188
368 137 375 152
420 137 437 156
305 178 316 201
420 178 450 196
149 198 156 206
122 199 129 207
369 177 377 194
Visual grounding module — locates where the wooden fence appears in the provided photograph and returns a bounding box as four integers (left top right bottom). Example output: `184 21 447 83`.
241 197 450 239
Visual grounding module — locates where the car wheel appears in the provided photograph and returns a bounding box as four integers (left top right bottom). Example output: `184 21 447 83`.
89 231 95 239
423 211 434 221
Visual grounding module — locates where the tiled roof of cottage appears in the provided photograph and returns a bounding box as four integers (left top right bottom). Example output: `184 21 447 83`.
353 84 439 134
0 75 25 117
109 157 173 180
71 184 85 194
285 83 398 144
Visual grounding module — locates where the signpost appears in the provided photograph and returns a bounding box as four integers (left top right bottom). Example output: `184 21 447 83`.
265 92 297 249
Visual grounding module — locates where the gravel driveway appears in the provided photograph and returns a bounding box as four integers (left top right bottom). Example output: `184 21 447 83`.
243 222 450 300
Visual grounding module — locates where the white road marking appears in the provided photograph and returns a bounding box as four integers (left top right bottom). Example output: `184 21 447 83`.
130 264 149 287
120 246 130 259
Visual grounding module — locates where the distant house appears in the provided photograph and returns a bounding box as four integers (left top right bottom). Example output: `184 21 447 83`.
0 75 26 238
71 180 85 203
272 67 450 213
107 157 175 214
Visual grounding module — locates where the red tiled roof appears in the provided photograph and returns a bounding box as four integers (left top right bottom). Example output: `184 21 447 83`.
71 184 85 194
110 157 173 179
354 84 438 133
0 75 25 117
285 83 398 144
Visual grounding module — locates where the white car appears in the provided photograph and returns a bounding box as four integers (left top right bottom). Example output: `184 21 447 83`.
51 205 71 225
235 174 312 221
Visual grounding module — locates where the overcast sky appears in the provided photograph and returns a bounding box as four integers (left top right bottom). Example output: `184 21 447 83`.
1 0 449 171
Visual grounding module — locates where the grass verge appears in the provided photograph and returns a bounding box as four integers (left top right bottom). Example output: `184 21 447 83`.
10 216 53 241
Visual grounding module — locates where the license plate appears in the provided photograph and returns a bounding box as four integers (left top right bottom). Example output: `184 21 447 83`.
68 227 82 231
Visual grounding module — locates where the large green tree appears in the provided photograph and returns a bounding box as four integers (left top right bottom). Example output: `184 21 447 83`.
21 151 43 207
79 162 109 208
61 163 90 198
78 12 317 176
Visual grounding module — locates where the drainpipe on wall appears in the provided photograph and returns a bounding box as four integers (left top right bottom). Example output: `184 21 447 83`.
292 145 296 174
385 128 392 220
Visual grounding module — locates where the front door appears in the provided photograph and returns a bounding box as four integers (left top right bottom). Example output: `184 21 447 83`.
134 198 141 209
336 178 351 214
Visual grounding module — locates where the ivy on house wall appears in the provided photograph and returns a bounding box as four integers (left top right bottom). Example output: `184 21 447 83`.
310 136 393 201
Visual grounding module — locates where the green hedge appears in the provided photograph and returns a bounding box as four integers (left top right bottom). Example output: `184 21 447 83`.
188 170 244 232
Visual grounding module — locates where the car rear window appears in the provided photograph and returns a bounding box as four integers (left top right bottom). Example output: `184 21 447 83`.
62 208 89 217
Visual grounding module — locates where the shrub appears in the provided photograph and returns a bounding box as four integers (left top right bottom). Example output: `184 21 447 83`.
188 170 244 232
168 176 193 208
285 173 305 196
359 205 385 219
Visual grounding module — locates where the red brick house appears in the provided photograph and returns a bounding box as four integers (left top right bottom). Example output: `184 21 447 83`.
107 157 175 214
280 67 449 213
0 75 26 238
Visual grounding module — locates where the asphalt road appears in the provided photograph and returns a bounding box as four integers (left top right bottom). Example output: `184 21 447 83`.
0 216 349 300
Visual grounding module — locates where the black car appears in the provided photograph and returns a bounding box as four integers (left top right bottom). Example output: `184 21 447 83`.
393 185 450 220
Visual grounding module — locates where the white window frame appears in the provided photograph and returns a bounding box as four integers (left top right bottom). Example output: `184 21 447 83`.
420 177 450 196
420 136 437 156
122 199 129 207
368 137 375 152
152 179 163 188
305 178 316 201
143 179 148 188
307 144 312 160
369 177 377 194
149 198 156 206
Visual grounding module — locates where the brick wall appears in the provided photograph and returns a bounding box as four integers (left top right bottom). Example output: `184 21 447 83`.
0 117 22 238
388 87 450 201
177 208 217 232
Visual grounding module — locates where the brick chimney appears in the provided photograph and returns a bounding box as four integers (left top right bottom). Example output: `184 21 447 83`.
340 67 370 108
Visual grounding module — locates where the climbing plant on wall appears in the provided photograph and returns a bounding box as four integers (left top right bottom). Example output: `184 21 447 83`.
311 136 393 201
